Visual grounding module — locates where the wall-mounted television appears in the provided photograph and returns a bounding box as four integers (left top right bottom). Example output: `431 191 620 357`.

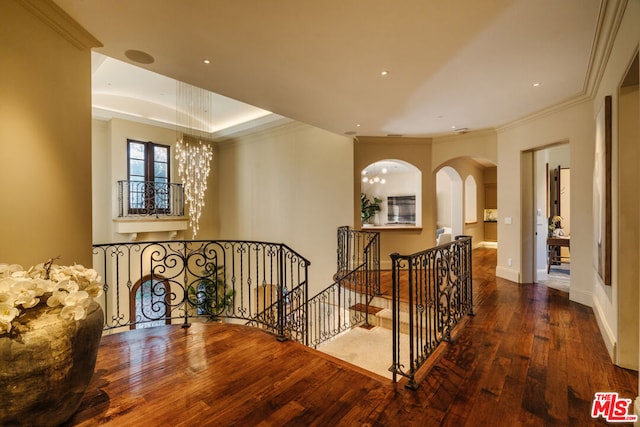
387 195 416 225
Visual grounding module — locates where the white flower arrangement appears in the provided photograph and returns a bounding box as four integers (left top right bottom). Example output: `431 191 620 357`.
0 258 103 336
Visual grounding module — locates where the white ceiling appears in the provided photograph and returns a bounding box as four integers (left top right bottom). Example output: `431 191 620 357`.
91 52 282 136
55 0 605 138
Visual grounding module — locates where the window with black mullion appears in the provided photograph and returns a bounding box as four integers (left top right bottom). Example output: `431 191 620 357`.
127 140 170 215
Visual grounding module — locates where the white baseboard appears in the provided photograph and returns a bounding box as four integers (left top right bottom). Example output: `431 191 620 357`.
568 287 592 307
496 266 520 283
592 293 616 363
479 241 498 249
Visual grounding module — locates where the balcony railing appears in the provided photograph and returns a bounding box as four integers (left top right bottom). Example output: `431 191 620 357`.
92 240 310 341
118 180 184 217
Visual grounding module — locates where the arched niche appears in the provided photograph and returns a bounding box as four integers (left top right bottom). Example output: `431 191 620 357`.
360 159 421 227
436 166 463 237
465 175 478 224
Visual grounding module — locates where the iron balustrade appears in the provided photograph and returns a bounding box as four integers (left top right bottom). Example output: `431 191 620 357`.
389 235 473 389
92 240 310 341
118 180 185 217
305 262 371 348
336 225 380 294
294 226 381 348
92 228 378 352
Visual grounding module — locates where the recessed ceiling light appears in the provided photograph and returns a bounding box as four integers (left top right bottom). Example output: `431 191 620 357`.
203 59 211 64
356 124 361 127
380 70 389 76
533 82 541 87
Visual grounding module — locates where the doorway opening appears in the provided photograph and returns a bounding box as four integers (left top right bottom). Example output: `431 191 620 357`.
523 145 571 291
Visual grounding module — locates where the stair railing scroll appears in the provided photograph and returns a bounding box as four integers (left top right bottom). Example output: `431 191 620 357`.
389 235 473 390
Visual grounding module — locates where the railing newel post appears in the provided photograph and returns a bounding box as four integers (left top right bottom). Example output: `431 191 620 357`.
364 248 370 327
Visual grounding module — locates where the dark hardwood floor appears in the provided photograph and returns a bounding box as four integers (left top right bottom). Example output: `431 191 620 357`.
67 248 638 426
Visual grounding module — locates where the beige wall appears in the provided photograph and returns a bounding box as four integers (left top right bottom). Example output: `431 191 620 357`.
354 137 435 267
493 0 640 369
496 100 593 298
591 0 640 369
217 122 353 291
0 1 99 267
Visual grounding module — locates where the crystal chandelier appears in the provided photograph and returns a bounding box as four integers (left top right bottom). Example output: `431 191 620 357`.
175 81 214 238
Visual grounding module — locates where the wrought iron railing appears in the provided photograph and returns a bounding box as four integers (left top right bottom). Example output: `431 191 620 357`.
291 226 380 348
92 228 379 350
92 240 310 341
336 225 380 293
117 180 185 217
389 236 473 389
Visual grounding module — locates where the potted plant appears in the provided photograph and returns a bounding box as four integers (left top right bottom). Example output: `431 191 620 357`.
361 193 382 225
188 261 234 319
0 258 104 426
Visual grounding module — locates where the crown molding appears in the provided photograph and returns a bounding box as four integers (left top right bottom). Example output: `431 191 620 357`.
496 94 592 134
498 0 628 134
432 128 497 144
583 0 629 97
19 0 102 50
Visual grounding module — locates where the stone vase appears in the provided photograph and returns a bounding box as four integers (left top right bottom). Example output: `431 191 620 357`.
0 301 104 426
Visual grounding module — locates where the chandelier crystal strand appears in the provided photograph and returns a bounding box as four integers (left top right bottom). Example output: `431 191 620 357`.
176 81 214 238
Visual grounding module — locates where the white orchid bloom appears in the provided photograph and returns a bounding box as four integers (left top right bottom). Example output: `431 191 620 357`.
59 290 91 320
0 261 102 336
11 279 41 309
0 263 23 278
46 289 69 308
0 302 19 334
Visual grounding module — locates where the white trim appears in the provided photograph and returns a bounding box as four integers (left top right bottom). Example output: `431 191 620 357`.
19 0 102 49
479 241 498 249
592 292 617 363
496 266 520 283
568 286 592 307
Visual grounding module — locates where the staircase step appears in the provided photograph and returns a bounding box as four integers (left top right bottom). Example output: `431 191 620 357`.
375 308 434 335
370 295 410 312
349 303 384 315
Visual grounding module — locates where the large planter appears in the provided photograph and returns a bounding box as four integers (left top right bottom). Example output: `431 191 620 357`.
0 301 104 426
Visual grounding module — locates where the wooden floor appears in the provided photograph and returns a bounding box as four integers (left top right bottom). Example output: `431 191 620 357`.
67 248 638 426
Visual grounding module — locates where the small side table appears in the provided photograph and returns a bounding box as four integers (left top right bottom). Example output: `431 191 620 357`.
547 237 570 273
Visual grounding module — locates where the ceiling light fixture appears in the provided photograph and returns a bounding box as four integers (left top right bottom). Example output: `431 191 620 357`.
203 59 211 64
380 70 389 76
361 163 387 185
175 81 214 238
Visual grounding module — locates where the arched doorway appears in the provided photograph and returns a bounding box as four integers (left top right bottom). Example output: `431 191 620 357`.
436 166 463 237
130 275 172 329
